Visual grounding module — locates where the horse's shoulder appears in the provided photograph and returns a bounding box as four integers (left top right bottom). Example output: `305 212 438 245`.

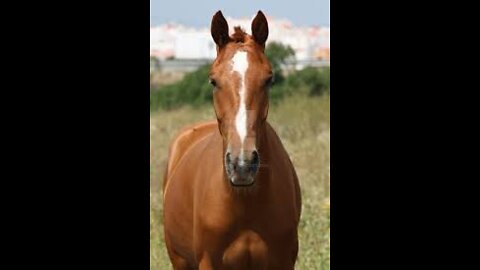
173 121 217 144
166 121 218 175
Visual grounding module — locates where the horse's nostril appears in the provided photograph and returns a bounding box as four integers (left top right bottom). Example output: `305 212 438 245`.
252 150 259 164
225 151 259 178
250 150 259 173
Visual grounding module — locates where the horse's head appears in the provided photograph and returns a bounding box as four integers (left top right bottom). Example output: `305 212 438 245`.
209 11 273 187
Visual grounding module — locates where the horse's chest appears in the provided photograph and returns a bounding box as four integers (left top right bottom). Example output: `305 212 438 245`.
196 226 297 269
221 230 268 269
198 194 294 235
195 202 297 266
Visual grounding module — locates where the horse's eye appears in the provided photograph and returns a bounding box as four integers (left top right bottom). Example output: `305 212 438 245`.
265 75 274 87
209 78 217 87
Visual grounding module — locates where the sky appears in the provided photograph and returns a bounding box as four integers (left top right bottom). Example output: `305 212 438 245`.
151 0 329 28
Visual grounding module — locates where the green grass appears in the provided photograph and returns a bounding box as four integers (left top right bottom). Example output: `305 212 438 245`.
150 93 330 269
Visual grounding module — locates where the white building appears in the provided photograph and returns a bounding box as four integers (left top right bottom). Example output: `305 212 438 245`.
150 17 330 61
174 31 216 59
150 24 176 59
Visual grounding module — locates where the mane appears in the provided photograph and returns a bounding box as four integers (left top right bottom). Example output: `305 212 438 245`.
231 26 247 43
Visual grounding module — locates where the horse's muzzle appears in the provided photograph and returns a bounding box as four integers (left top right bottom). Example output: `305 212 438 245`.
225 150 259 186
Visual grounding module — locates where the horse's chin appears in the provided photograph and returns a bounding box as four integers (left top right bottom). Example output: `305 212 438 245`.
229 175 256 187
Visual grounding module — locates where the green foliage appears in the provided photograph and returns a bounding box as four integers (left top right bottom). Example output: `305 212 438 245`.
150 64 212 110
299 66 330 96
269 66 330 103
265 42 296 84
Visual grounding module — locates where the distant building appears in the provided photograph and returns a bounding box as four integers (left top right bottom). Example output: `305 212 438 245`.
175 31 216 59
150 17 330 62
150 25 176 59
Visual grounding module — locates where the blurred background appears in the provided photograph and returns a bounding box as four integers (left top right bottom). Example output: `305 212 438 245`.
150 1 330 269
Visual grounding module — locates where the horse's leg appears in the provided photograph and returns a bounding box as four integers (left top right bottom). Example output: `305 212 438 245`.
164 233 194 270
167 251 194 270
198 253 215 270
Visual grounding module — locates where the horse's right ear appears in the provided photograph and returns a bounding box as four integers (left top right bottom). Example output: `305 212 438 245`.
211 11 230 48
251 11 269 48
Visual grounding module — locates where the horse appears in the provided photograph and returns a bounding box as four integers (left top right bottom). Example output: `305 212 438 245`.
162 10 302 270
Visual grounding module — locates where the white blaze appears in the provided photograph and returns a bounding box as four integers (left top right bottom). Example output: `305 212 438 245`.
231 50 249 153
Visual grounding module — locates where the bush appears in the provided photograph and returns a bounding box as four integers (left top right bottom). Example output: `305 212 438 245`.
292 66 330 96
269 66 330 103
150 64 212 111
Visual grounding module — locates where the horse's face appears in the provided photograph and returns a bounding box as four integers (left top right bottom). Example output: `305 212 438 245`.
210 11 273 186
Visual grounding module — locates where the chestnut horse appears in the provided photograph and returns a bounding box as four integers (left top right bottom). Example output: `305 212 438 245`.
163 10 302 270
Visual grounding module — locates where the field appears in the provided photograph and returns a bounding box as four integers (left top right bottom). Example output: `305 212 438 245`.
150 93 330 269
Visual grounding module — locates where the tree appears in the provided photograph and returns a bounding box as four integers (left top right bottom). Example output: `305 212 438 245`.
265 42 295 84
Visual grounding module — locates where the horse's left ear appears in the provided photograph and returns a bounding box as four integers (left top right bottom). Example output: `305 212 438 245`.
251 10 269 48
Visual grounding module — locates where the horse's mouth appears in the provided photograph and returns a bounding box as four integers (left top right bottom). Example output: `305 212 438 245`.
229 175 256 187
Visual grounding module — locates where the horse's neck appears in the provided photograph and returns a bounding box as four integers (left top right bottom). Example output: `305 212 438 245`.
257 123 272 174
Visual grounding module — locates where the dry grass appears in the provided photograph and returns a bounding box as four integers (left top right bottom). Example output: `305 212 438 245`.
150 71 186 88
150 94 330 269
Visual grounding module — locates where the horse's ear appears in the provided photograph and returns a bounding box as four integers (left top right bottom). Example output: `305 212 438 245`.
211 10 230 48
251 10 269 48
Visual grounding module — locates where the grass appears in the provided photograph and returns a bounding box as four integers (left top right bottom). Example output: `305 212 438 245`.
150 93 330 269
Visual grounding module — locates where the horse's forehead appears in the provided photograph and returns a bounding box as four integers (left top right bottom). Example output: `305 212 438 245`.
228 47 265 72
231 50 249 74
213 45 267 77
